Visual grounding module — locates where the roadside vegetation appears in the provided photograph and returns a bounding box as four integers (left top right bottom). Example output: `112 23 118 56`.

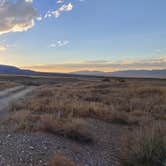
0 81 18 90
123 122 166 166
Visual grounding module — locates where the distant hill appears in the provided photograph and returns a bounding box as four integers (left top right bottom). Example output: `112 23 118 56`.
70 70 111 77
110 69 166 78
71 69 166 78
0 65 70 77
0 65 34 75
0 65 166 78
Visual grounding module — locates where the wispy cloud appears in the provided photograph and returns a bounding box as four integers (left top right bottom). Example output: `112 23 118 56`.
24 56 166 73
49 40 70 48
45 3 73 18
0 0 38 35
57 0 65 4
52 10 61 18
59 3 73 11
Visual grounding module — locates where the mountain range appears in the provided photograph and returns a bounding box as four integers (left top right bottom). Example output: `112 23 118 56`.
0 65 166 78
71 70 166 78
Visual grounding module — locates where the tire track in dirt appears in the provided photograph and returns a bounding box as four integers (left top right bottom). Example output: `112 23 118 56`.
0 86 35 118
0 86 25 98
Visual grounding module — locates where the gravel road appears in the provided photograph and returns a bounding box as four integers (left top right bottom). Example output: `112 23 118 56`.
0 86 34 118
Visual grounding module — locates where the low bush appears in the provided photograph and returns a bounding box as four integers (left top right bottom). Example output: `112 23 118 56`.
123 122 166 166
39 115 93 143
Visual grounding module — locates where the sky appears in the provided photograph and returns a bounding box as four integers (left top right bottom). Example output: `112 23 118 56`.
0 0 166 73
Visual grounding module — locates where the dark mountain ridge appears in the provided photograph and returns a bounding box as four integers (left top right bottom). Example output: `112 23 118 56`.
0 65 166 78
71 69 166 78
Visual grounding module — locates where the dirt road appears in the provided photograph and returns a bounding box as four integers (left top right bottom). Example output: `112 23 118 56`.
0 86 34 118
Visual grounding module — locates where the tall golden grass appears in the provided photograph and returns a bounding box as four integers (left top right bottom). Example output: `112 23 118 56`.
123 122 166 166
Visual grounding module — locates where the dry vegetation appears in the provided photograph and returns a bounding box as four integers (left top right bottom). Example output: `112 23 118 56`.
123 122 166 166
39 115 93 143
0 81 18 90
11 78 166 124
9 77 166 165
49 154 80 166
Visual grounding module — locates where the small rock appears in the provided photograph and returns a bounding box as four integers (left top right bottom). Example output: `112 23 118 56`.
7 134 11 138
29 146 34 150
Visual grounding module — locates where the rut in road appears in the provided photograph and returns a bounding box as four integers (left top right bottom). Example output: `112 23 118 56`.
0 86 26 99
0 86 34 119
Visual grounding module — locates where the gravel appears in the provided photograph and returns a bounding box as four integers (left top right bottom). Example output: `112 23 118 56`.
0 119 128 166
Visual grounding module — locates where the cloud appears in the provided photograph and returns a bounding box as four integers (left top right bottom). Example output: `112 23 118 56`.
0 0 83 34
0 0 38 35
44 11 53 18
45 3 73 18
57 0 84 4
36 16 42 21
0 45 7 51
24 56 166 73
25 0 33 2
59 3 73 11
49 40 70 48
74 57 166 69
57 0 64 4
52 10 60 18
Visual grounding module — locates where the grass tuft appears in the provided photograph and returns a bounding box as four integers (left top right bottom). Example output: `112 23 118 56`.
39 115 94 143
49 154 80 166
123 122 166 166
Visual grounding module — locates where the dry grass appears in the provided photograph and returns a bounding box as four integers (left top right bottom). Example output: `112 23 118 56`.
109 111 139 125
123 122 166 166
49 154 80 166
9 111 93 143
9 110 40 131
8 78 166 165
38 115 93 143
0 81 18 90
11 79 166 126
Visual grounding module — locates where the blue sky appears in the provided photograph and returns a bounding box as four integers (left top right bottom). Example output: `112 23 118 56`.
0 0 166 72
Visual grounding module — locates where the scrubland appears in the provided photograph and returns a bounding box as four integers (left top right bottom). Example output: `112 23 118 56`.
0 81 18 90
6 77 166 165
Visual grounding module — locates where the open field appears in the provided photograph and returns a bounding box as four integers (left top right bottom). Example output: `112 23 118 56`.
0 75 165 166
0 81 19 91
